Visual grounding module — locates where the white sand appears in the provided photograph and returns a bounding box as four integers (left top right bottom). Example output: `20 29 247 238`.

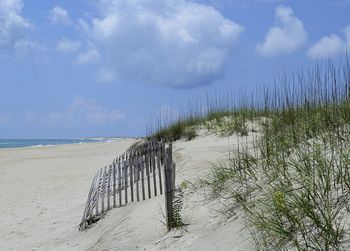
0 134 255 250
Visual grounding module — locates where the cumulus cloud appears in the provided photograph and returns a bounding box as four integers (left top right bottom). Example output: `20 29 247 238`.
307 25 350 59
256 5 307 56
56 38 81 53
0 0 31 54
26 96 125 127
49 6 71 26
79 0 244 88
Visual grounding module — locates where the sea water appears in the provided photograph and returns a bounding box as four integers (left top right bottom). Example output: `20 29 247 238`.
0 138 104 149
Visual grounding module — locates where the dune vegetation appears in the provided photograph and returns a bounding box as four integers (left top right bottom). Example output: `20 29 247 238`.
149 58 350 250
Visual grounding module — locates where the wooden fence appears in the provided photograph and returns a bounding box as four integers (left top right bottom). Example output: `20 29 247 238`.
79 140 176 231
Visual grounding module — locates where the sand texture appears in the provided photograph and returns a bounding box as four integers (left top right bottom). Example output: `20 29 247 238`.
0 134 254 250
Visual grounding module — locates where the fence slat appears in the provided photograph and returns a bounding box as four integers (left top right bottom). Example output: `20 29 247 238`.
141 152 146 200
123 153 127 204
145 148 152 199
130 151 134 202
96 168 102 216
113 160 116 207
157 146 163 195
136 152 140 202
151 142 157 196
118 157 122 207
101 166 107 212
80 171 97 229
107 165 111 210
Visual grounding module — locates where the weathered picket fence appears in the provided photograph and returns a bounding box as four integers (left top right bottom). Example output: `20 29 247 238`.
79 140 176 231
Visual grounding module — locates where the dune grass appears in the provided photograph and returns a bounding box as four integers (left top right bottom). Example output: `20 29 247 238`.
150 58 350 250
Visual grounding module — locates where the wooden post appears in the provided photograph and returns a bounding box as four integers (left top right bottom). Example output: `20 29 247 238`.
141 152 146 200
118 157 122 207
164 143 174 231
130 151 134 202
107 165 111 210
136 152 140 202
121 154 125 189
157 146 163 195
124 152 128 204
151 142 157 196
145 145 152 199
80 172 97 230
113 159 116 207
101 166 107 212
96 168 102 216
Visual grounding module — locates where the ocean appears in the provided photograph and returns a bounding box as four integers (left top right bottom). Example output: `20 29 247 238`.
0 138 105 149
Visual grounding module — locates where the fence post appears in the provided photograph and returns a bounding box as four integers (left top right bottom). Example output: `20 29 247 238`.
124 153 128 204
113 160 116 207
145 144 152 199
164 142 174 231
151 142 157 196
101 166 107 212
135 151 140 202
130 150 134 202
96 168 102 216
118 157 122 207
156 143 163 195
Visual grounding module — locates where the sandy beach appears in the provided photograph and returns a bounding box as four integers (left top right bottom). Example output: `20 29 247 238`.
0 133 255 250
0 138 137 250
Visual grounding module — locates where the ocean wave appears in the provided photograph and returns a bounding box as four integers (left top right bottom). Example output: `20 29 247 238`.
30 144 44 148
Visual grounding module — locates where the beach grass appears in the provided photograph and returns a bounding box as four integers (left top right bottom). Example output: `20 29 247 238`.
150 57 350 250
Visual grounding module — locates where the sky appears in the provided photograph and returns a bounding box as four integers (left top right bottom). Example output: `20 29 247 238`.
0 0 349 138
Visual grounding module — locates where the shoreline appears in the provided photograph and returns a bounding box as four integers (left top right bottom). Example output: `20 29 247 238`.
0 137 141 150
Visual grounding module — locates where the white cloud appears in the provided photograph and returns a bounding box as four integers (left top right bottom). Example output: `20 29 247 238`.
26 96 125 127
256 5 307 56
307 35 344 59
56 38 81 53
49 6 71 26
307 25 350 59
74 48 101 64
14 39 42 58
0 0 31 53
79 0 244 88
67 96 125 124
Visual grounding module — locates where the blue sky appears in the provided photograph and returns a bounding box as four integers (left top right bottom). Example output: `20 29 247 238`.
0 0 349 138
